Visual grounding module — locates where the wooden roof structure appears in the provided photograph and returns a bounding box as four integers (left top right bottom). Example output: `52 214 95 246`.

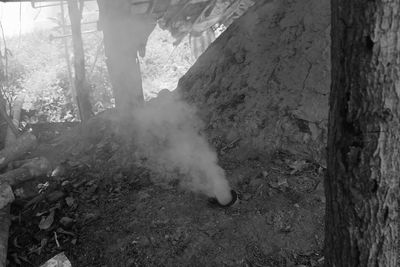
0 0 93 2
0 0 254 58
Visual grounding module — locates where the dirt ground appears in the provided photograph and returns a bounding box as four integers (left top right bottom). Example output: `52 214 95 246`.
6 113 325 267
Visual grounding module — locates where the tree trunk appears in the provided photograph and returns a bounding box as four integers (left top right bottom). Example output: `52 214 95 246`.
5 95 24 147
325 0 400 266
0 91 8 150
97 0 156 113
68 0 93 122
0 94 18 138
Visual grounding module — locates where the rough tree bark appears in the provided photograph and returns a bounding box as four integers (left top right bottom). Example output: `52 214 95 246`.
325 0 400 266
68 0 93 121
97 0 155 114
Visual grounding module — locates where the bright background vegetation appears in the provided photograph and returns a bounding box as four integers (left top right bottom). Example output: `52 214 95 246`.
2 22 194 123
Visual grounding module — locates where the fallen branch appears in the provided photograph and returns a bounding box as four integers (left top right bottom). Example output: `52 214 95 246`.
0 157 51 187
220 137 241 154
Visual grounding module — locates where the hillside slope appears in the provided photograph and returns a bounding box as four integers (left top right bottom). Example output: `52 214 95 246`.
178 0 330 163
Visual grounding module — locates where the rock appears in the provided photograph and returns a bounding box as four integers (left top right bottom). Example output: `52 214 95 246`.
51 164 67 178
59 217 74 228
65 196 75 207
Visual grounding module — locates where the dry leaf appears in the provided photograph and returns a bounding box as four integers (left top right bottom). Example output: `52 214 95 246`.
40 252 72 267
39 210 55 230
65 196 75 207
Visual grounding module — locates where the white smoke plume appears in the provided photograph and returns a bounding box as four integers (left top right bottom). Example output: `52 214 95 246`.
131 90 232 204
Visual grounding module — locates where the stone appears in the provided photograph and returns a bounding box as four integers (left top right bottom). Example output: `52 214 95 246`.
59 217 74 228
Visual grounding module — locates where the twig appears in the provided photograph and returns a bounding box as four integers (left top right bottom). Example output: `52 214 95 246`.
54 231 60 248
220 137 241 154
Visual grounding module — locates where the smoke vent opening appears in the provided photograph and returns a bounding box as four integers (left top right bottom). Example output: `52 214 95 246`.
208 189 238 208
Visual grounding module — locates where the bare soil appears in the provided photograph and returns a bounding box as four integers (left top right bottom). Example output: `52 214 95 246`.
6 113 325 267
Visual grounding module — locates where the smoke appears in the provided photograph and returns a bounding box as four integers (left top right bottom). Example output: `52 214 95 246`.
131 90 232 204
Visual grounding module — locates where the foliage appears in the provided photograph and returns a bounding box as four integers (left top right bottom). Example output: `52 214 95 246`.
3 23 193 123
140 26 194 99
6 30 76 122
0 56 25 113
